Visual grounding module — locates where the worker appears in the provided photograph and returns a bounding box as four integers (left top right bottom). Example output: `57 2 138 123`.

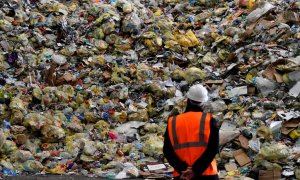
163 84 219 180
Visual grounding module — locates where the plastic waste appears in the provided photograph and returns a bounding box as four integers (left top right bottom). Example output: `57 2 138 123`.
246 2 275 24
142 135 163 157
259 143 290 161
256 126 273 141
184 67 206 83
115 162 139 179
254 77 277 97
22 160 44 173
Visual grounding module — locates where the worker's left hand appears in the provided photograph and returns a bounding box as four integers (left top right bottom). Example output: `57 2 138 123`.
180 167 195 180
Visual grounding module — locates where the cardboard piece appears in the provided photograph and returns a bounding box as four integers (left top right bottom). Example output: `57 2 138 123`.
273 72 283 83
247 86 256 95
205 79 224 84
281 118 300 135
233 149 251 167
263 65 276 80
238 135 249 150
225 163 237 172
63 73 74 82
259 170 281 180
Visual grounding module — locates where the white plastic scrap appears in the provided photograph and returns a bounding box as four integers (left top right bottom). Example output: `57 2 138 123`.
289 81 300 97
227 86 248 98
246 2 275 24
277 110 300 121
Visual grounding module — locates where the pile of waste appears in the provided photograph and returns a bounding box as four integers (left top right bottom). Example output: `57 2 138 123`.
0 0 300 179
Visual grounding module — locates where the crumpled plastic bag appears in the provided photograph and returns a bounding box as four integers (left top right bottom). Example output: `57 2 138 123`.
9 97 26 113
10 109 24 125
52 54 67 65
256 126 273 141
255 77 276 97
0 53 6 71
295 167 300 180
249 138 261 152
25 139 41 155
12 150 35 162
115 162 139 179
258 160 282 171
115 121 145 137
116 0 134 13
0 140 17 155
202 52 218 65
172 68 185 80
83 140 97 156
204 100 227 113
259 143 290 161
22 160 44 173
80 154 96 162
55 90 69 103
136 63 154 81
0 104 10 120
65 133 89 157
144 123 163 134
112 111 128 123
58 85 75 98
128 108 149 122
142 134 163 157
41 125 65 143
122 12 142 34
174 30 200 47
0 19 14 32
32 88 43 100
14 134 28 145
0 130 5 149
184 67 206 83
24 113 47 131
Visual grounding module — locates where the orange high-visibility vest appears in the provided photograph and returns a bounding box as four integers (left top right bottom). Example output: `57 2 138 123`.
167 112 218 177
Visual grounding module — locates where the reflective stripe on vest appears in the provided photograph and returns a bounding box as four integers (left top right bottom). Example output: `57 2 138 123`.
171 113 208 149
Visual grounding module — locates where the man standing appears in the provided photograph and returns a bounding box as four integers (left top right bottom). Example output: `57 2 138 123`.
163 84 219 180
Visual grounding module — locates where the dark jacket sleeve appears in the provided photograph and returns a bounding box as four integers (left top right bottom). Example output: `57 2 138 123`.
192 118 219 174
163 123 188 174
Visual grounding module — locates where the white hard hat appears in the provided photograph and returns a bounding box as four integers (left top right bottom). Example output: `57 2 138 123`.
186 84 209 103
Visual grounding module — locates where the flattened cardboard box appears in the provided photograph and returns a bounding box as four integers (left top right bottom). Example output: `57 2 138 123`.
259 170 281 180
233 149 251 167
